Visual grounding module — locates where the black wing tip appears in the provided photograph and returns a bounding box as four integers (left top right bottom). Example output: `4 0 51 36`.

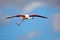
45 17 48 19
44 17 48 19
6 16 16 19
6 17 9 19
6 17 12 19
42 16 48 19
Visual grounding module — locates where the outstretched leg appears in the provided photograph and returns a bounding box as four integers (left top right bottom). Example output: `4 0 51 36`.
16 19 25 26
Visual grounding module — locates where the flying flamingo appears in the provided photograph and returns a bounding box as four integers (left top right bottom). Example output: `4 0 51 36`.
6 14 48 26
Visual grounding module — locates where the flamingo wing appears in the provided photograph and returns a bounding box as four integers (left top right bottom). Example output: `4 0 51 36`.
29 14 48 19
6 15 25 19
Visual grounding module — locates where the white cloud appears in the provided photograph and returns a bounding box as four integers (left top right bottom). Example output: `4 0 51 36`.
23 1 43 13
56 37 60 40
27 31 40 39
0 13 11 26
50 13 60 32
18 31 40 40
0 0 60 9
42 0 60 7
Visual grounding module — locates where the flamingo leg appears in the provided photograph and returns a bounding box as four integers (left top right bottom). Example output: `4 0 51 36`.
16 19 25 26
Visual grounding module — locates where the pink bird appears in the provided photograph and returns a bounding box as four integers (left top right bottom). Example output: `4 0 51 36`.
6 14 48 26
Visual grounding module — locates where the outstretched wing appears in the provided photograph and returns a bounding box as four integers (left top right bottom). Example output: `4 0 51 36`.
6 15 25 19
29 14 48 19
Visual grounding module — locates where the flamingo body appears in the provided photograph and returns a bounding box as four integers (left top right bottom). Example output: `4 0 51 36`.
6 14 48 26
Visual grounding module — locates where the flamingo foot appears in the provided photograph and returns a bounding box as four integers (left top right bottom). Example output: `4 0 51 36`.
16 23 20 26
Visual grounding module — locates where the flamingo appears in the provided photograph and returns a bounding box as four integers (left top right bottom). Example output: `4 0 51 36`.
6 14 48 26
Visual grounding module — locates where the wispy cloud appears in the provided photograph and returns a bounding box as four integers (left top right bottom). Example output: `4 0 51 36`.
50 13 60 32
0 0 60 9
45 0 60 7
0 13 10 26
27 31 40 39
23 1 43 13
18 31 40 40
58 38 60 40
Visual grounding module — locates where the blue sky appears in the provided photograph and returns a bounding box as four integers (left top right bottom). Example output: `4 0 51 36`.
0 1 60 40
